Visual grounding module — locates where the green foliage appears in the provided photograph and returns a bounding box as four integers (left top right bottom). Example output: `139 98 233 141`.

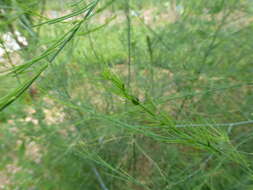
0 0 253 189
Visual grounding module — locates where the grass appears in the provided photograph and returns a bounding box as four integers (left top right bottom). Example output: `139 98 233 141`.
0 0 253 189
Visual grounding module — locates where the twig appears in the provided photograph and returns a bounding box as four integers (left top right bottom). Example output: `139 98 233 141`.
176 120 253 128
125 0 131 88
92 166 109 190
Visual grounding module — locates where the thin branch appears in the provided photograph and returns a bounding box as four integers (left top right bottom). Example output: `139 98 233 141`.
176 120 253 128
92 166 109 190
125 0 132 88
